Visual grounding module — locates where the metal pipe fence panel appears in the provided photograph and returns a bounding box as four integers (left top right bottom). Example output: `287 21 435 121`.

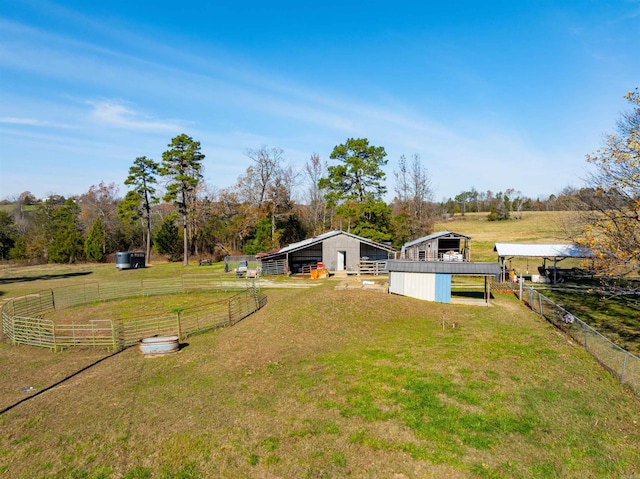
1 279 267 352
12 317 55 349
180 302 229 335
1 309 12 341
53 283 100 309
9 291 54 317
119 314 178 347
259 259 287 276
98 282 143 301
506 281 640 394
54 320 116 349
141 278 185 296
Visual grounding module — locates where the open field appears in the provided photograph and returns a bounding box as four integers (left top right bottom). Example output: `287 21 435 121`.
1 266 640 478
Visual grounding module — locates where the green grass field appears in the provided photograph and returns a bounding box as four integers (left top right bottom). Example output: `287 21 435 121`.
1 212 639 478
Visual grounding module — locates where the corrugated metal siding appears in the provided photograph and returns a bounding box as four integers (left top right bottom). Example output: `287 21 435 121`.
389 271 404 295
435 274 452 303
389 271 455 303
324 236 360 271
390 272 435 301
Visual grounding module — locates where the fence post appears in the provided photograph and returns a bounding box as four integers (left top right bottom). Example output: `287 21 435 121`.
176 311 182 339
539 293 543 315
519 277 524 302
228 298 233 327
621 351 628 382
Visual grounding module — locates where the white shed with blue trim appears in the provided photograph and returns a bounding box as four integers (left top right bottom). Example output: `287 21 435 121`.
386 260 501 304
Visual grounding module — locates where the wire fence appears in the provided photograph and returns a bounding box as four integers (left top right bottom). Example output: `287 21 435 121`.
499 280 640 395
1 276 267 352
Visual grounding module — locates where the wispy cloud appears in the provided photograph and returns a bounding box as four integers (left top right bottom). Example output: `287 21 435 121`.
0 117 74 128
86 100 183 132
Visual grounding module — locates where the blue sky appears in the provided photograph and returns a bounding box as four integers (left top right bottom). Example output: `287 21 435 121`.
1 0 639 202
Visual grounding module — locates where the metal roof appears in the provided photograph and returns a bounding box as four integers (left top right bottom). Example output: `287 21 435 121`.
259 230 396 259
494 243 593 259
386 260 501 276
403 230 471 249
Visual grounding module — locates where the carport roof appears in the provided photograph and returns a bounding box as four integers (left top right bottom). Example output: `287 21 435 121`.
386 260 501 276
494 243 592 259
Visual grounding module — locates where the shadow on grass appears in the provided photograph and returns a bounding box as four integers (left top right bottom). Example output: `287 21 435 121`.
0 271 93 285
452 291 495 299
0 346 131 416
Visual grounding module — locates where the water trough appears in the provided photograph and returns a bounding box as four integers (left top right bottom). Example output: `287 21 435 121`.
138 336 180 355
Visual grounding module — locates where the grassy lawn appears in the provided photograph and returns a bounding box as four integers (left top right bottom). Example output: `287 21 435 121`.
1 273 640 478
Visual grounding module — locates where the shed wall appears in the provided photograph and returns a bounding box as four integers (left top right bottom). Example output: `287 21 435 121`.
404 240 439 261
435 274 452 303
389 271 436 301
389 271 453 303
323 236 361 271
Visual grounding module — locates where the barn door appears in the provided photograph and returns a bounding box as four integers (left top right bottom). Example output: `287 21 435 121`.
337 251 346 271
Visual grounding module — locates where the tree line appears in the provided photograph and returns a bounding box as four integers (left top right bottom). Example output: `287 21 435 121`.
1 89 637 274
0 136 585 265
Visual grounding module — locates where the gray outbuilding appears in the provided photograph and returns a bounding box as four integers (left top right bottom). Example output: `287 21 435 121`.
401 231 471 261
258 230 396 274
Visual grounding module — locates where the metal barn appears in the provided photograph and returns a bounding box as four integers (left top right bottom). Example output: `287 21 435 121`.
400 231 471 262
387 260 500 304
258 230 396 274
